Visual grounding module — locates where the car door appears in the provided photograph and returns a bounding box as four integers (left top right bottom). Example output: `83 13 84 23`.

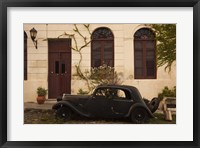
109 88 134 117
85 88 112 117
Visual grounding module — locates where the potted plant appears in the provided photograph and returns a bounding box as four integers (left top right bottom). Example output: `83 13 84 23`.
36 87 48 104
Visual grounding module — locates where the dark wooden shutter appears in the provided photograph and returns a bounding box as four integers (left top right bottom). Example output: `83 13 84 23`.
91 27 114 68
24 31 27 80
134 28 156 79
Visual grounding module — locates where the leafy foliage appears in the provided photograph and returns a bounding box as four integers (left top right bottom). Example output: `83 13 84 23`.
77 89 89 95
150 24 176 71
76 64 123 94
88 64 123 86
37 87 48 96
158 86 176 100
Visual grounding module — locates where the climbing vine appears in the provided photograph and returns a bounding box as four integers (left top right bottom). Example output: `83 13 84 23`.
58 24 92 91
58 24 123 93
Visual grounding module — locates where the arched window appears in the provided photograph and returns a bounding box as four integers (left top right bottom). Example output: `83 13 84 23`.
24 31 28 80
134 28 156 79
91 27 114 68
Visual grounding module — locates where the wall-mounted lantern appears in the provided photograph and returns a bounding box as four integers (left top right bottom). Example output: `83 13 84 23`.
30 27 38 49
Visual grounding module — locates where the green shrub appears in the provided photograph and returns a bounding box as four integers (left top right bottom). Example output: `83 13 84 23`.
37 87 48 96
158 86 176 100
88 64 123 86
76 64 123 93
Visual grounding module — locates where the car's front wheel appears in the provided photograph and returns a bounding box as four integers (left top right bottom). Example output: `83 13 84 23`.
130 108 148 124
56 106 72 121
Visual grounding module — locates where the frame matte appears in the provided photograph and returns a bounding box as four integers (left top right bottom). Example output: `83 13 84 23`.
0 0 199 147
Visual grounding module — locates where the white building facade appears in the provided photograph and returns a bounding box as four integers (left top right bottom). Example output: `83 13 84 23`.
24 24 176 102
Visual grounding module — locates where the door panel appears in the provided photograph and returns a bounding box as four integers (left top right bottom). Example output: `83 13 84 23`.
109 88 133 117
60 53 71 95
85 88 114 117
49 53 60 98
85 97 112 117
48 39 71 98
110 99 133 117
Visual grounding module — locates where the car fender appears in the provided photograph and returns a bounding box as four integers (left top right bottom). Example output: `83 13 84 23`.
52 101 90 117
126 103 155 118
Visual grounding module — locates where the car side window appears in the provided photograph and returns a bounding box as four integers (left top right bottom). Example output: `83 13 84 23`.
94 88 131 100
117 90 126 98
95 88 113 99
113 89 131 100
95 89 106 97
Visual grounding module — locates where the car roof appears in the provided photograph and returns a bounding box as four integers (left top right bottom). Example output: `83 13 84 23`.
96 84 138 90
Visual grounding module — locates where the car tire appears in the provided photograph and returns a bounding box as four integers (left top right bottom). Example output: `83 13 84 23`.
131 108 148 124
56 106 72 121
149 97 160 113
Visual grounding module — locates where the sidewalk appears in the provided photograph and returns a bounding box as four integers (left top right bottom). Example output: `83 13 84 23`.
24 100 57 110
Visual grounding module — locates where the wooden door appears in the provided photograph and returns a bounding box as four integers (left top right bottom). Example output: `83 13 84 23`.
48 39 71 98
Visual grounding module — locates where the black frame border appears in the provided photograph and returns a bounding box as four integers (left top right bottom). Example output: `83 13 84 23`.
0 0 199 148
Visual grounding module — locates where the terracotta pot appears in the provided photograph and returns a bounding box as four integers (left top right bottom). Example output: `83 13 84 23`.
37 96 46 104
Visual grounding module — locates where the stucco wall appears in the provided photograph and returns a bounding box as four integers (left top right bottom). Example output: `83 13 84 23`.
24 24 176 102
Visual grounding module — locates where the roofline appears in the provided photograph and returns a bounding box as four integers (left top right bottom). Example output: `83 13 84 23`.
96 84 137 89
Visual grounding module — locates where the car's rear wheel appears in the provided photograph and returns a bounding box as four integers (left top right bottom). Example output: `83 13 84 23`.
131 108 148 124
56 106 72 121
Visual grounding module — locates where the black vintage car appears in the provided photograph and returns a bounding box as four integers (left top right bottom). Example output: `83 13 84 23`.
52 85 159 123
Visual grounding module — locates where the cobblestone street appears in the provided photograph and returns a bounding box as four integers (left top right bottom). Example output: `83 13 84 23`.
24 102 176 124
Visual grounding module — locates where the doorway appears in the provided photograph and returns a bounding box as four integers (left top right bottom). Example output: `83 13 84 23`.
48 39 71 98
